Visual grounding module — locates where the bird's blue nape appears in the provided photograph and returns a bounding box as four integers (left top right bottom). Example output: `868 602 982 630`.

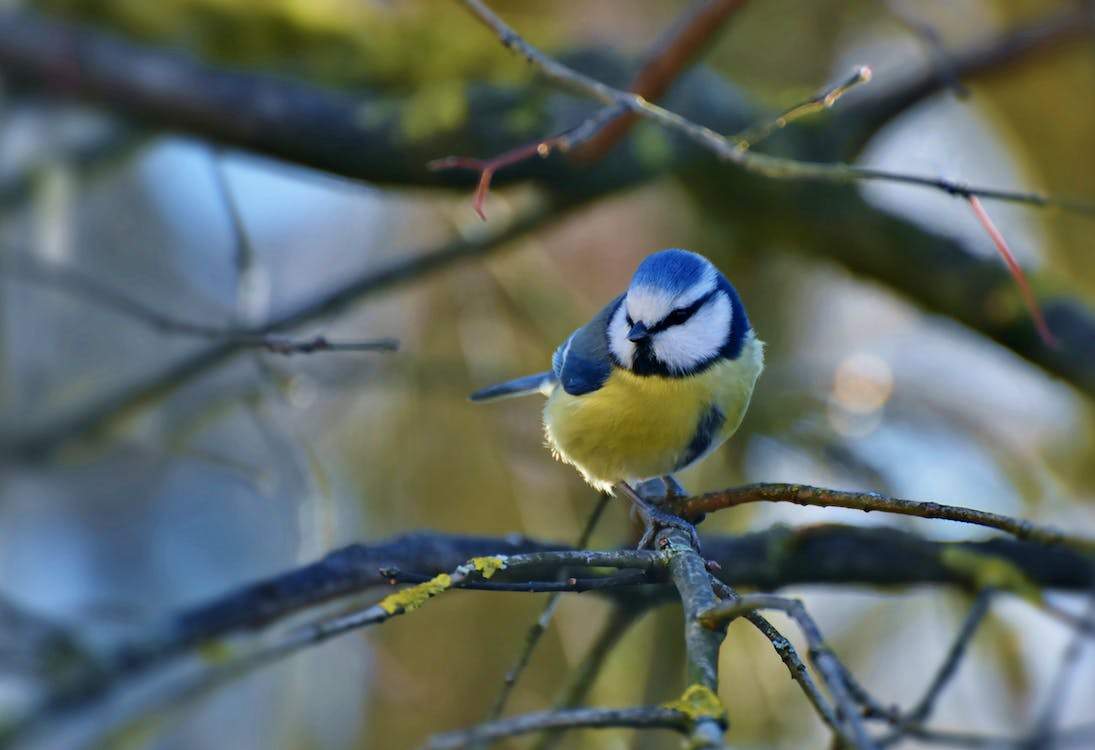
629 249 712 295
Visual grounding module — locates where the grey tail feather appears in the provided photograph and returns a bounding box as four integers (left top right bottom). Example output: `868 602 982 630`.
469 372 554 402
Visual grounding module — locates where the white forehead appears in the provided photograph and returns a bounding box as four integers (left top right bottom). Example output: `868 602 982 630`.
625 264 718 324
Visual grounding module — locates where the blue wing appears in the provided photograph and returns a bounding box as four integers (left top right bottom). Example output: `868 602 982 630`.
552 295 621 397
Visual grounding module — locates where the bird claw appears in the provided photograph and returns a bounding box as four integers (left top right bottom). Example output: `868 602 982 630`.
634 503 702 552
615 481 701 552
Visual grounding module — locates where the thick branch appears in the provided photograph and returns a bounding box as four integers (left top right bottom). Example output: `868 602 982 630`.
7 523 1092 749
660 528 727 748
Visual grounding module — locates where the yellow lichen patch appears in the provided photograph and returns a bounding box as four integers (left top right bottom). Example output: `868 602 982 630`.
941 547 1042 603
662 684 727 725
469 556 508 579
378 573 452 615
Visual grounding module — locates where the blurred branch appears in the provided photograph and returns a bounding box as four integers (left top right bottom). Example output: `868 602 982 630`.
3 6 1095 460
430 0 749 220
0 196 563 461
878 0 969 98
676 483 1095 553
425 706 691 749
4 262 399 354
841 3 1095 152
458 0 1094 215
533 604 650 750
479 494 610 727
905 591 994 725
1028 593 1095 745
573 0 750 160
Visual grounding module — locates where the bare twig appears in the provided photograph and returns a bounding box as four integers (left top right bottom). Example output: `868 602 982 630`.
425 706 691 749
532 604 650 750
843 4 1095 150
907 591 994 724
674 483 1095 554
4 263 399 355
480 493 611 726
457 0 1095 216
879 0 970 98
732 65 873 151
1028 592 1095 745
2 196 563 461
698 594 878 749
431 0 750 219
574 0 750 160
706 577 851 743
967 195 1057 348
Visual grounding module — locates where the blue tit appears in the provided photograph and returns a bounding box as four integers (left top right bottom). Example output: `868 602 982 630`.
471 249 763 536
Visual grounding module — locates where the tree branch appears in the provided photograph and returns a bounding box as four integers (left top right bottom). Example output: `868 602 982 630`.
4 6 1095 460
699 594 877 748
675 483 1095 553
660 528 727 748
458 0 1094 215
5 262 398 354
424 706 691 749
841 3 1095 153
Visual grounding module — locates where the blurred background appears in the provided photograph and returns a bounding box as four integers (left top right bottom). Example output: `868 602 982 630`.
1 0 1094 748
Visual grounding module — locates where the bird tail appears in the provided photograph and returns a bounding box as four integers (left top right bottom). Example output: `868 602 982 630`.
469 372 555 402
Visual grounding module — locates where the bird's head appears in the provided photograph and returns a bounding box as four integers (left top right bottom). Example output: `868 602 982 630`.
608 249 748 377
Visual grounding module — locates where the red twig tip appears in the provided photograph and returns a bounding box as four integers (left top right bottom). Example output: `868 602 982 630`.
967 196 1058 349
429 139 560 221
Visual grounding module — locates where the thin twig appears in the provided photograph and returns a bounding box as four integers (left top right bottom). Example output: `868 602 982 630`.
425 706 691 749
699 594 878 749
879 0 970 98
674 483 1095 553
457 0 1095 216
532 603 650 750
706 577 852 743
908 590 994 724
3 196 563 460
1028 591 1095 745
5 263 399 355
733 65 873 151
575 0 751 160
967 195 1057 348
431 0 750 219
478 494 611 729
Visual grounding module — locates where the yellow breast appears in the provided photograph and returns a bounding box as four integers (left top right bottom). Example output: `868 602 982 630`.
543 332 763 490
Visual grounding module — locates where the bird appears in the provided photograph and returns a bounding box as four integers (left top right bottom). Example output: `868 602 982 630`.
470 248 764 548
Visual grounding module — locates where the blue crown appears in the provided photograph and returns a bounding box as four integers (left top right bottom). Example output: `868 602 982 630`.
629 249 712 294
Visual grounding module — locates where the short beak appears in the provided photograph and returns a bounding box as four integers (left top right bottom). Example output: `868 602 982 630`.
627 321 649 342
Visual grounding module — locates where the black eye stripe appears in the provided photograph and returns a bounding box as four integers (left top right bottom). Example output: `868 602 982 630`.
648 289 717 334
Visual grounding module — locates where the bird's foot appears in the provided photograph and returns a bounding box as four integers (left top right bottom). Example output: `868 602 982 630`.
661 474 687 500
615 482 701 552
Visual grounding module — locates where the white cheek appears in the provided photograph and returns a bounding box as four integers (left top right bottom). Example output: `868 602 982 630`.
651 293 732 373
607 302 635 367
